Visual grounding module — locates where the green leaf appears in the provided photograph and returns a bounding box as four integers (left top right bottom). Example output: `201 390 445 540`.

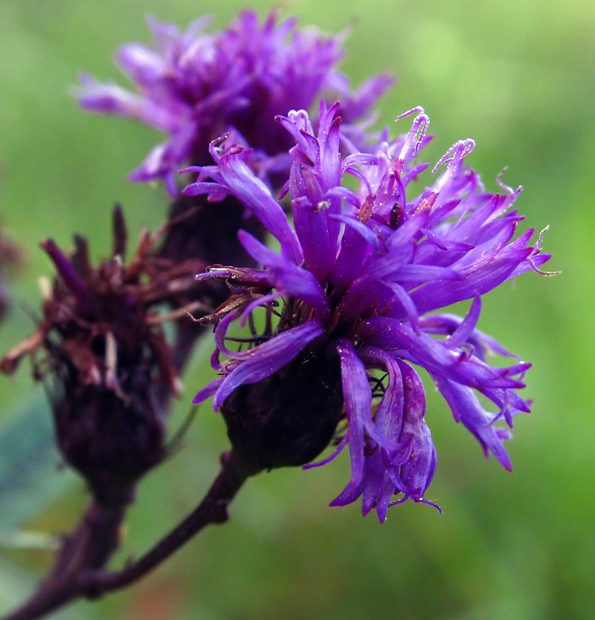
0 389 77 530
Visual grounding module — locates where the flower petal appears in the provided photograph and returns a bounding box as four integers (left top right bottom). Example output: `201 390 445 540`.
435 377 513 471
211 319 325 410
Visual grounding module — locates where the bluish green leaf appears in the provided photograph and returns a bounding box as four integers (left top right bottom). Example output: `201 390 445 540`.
0 389 77 530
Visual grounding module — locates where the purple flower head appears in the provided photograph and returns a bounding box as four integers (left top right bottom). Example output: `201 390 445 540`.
77 11 393 195
188 102 551 522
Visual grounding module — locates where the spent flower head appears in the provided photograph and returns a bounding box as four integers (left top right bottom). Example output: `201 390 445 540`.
77 11 393 195
0 208 209 505
186 102 551 522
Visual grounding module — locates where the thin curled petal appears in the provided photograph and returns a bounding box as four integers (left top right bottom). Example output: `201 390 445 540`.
205 320 324 410
435 377 513 471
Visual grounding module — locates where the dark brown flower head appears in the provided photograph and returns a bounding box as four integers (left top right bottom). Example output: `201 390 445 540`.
1 207 208 505
191 282 345 471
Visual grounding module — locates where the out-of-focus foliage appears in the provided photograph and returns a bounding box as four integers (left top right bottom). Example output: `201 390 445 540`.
0 391 77 530
0 0 591 619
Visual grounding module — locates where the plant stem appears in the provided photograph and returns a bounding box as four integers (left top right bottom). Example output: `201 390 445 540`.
82 450 257 597
2 501 126 620
1 450 257 620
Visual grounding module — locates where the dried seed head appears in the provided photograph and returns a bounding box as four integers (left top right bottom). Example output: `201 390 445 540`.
1 207 206 505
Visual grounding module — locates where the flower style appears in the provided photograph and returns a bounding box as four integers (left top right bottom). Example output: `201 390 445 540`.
77 11 392 195
185 102 551 522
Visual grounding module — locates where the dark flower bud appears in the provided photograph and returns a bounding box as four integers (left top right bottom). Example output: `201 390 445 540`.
220 339 344 470
51 361 165 506
156 192 267 372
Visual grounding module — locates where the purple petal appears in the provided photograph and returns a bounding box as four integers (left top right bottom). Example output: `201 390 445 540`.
446 296 482 349
239 231 330 322
292 196 336 282
362 317 527 391
216 150 303 264
193 378 224 405
334 338 372 496
395 362 437 500
435 377 513 471
212 319 325 410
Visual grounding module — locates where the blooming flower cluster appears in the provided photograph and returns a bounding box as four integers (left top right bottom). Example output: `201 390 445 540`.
184 102 550 522
78 11 392 195
0 10 556 620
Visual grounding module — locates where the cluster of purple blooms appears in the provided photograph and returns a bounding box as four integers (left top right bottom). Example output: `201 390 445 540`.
78 10 392 194
78 11 550 522
184 104 549 521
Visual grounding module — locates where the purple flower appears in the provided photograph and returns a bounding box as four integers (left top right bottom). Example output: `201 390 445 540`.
187 102 551 522
77 11 392 195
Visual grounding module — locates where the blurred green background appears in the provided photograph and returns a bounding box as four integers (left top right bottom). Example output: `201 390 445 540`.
0 0 590 618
